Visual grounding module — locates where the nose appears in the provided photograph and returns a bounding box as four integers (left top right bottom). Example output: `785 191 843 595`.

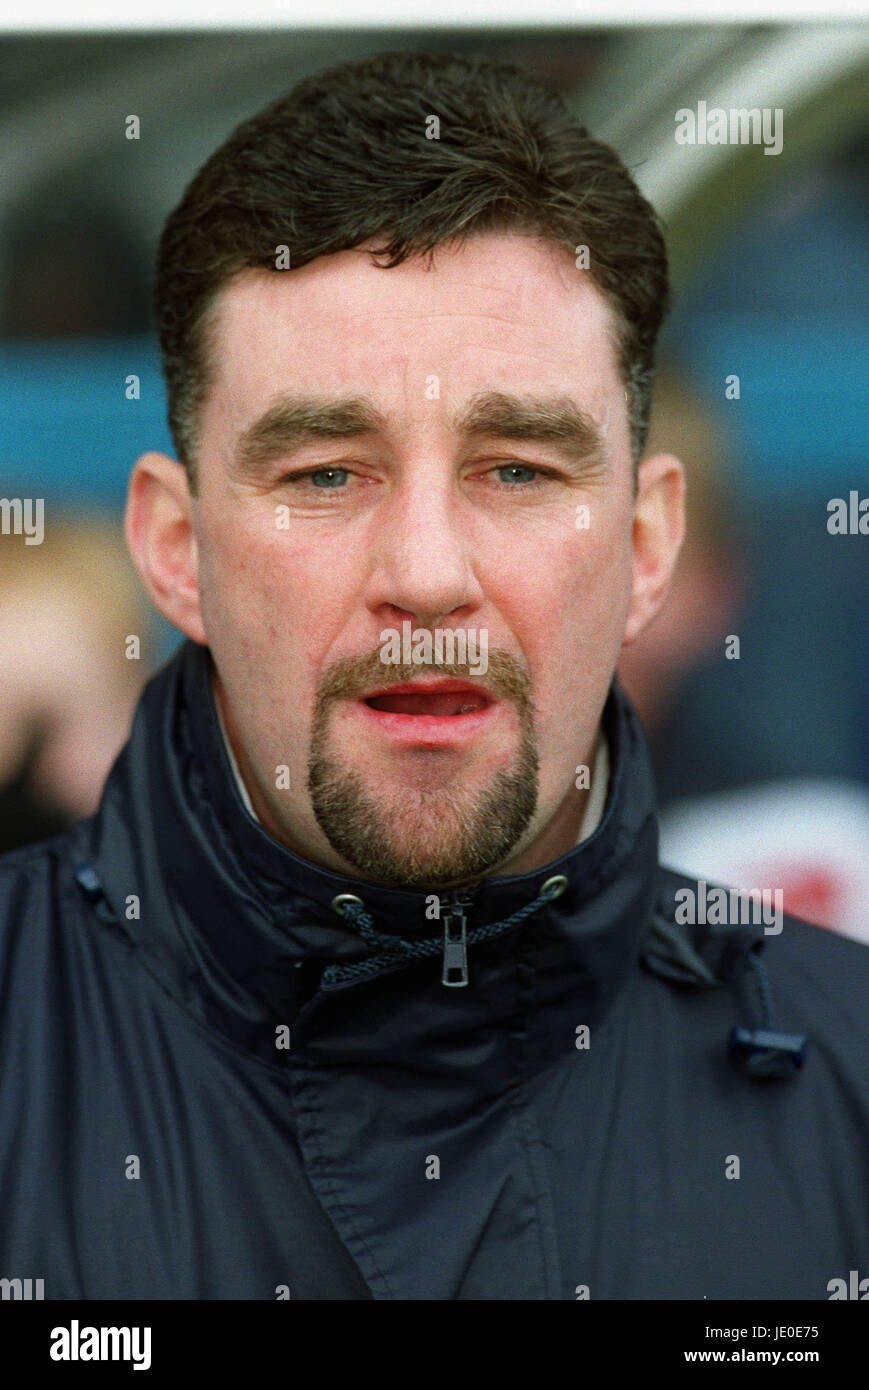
365 465 484 629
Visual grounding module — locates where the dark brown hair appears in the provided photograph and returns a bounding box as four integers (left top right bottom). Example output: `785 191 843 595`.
155 49 670 490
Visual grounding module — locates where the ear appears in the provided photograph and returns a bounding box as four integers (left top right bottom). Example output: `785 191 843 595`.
124 451 206 644
622 452 686 648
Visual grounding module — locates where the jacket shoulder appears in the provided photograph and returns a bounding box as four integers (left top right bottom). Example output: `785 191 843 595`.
0 822 93 954
655 860 869 1030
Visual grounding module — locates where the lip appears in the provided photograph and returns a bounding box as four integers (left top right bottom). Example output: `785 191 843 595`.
359 677 495 702
353 678 501 746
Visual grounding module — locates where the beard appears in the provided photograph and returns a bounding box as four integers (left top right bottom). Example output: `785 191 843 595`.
306 650 538 889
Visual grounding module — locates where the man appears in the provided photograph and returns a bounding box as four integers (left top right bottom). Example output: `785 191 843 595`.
1 49 867 1301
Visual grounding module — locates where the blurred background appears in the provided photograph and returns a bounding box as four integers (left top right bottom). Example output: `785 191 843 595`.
1 22 867 935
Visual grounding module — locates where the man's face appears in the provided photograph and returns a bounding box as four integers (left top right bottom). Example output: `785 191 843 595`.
188 233 641 888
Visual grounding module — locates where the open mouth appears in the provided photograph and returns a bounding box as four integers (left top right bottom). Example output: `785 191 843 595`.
354 679 500 747
360 680 493 717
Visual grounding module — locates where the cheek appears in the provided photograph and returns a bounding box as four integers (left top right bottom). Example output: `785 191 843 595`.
199 514 355 675
500 519 632 720
516 514 631 636
196 513 282 661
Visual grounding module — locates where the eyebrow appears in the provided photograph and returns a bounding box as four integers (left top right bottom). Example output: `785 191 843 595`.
232 389 607 475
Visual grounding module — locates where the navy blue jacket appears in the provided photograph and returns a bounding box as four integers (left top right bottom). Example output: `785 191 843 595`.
1 638 868 1299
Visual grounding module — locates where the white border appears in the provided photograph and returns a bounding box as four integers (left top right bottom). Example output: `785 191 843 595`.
3 0 869 33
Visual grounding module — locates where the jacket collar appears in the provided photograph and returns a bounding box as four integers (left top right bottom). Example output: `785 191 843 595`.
90 638 661 1063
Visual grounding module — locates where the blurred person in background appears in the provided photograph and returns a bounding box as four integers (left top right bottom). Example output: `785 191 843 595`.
617 366 748 744
0 517 154 851
619 369 869 944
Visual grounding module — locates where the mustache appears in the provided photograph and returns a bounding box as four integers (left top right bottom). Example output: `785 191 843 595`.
315 646 533 710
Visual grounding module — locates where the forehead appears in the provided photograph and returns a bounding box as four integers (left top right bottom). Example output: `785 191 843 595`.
203 233 625 443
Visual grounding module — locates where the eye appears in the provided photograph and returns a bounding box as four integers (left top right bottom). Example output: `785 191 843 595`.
307 468 350 489
281 467 352 489
488 463 553 488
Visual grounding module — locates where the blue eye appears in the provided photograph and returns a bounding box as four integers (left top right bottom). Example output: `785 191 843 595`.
496 464 540 485
310 468 350 488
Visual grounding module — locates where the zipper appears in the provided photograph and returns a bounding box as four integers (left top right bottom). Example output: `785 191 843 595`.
441 889 475 987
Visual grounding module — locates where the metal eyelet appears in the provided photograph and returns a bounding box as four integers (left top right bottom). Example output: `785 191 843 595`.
331 893 364 917
539 875 568 900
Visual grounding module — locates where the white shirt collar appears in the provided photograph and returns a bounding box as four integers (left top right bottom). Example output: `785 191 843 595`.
578 732 609 843
216 695 258 820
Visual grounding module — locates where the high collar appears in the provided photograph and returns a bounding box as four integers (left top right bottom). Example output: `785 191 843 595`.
89 639 661 1065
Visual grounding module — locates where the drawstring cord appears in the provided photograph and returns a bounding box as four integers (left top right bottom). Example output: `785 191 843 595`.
727 947 806 1080
75 856 805 1078
643 912 806 1081
747 950 775 1028
322 874 568 989
74 856 566 992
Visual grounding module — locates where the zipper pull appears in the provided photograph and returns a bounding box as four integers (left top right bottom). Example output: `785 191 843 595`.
442 897 470 987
